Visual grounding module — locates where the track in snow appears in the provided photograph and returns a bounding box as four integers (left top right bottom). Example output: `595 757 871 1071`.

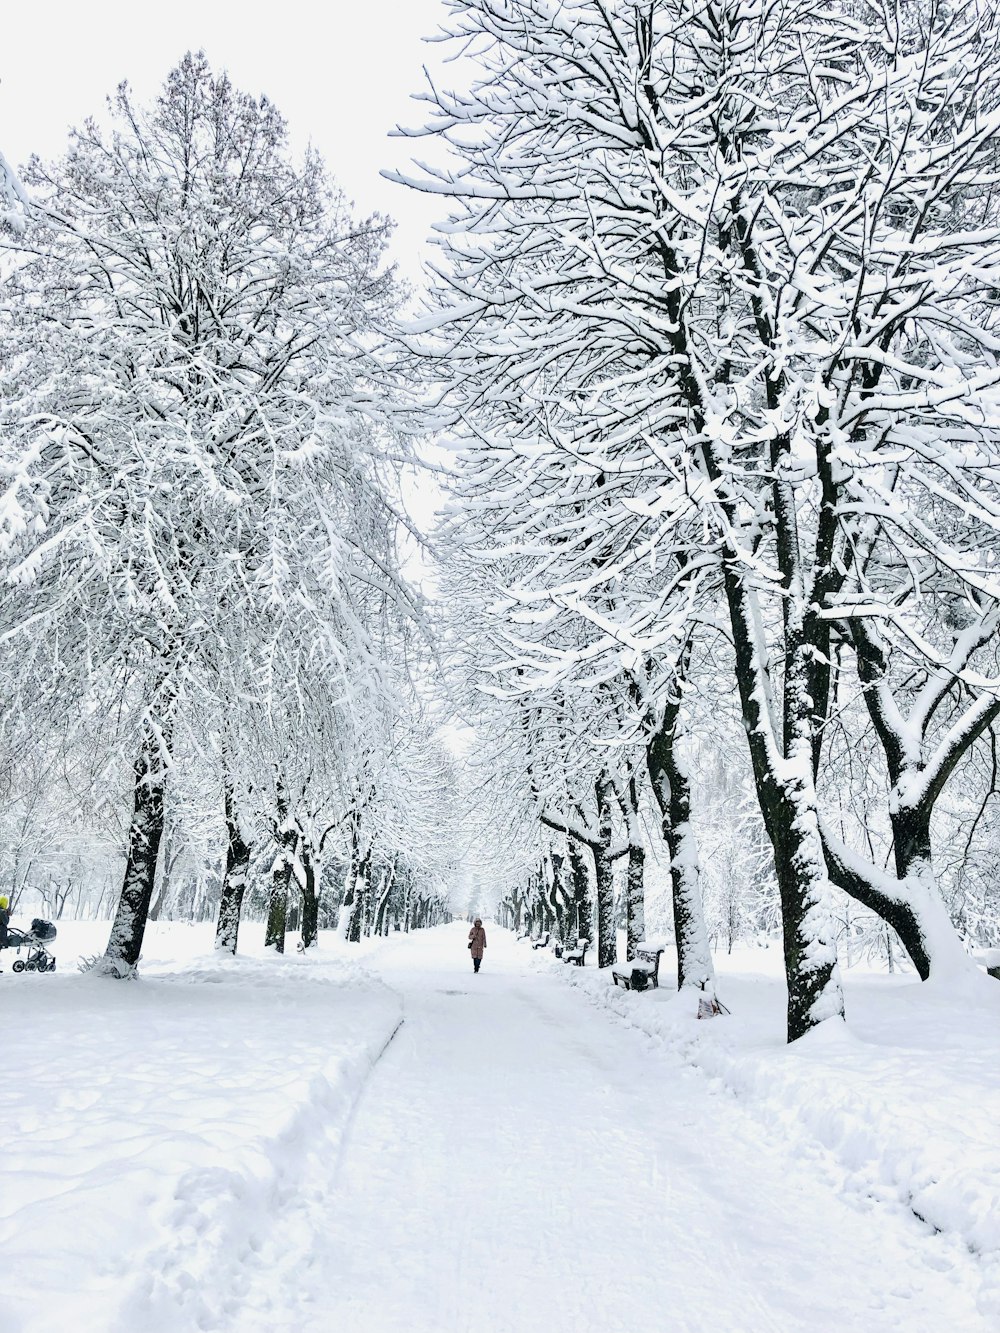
228 925 989 1333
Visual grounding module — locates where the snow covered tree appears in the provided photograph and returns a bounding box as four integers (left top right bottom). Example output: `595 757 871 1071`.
0 146 27 235
398 0 1000 1035
0 54 410 971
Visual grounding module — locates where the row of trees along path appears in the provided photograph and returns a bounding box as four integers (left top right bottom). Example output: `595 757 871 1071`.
2 6 1000 1041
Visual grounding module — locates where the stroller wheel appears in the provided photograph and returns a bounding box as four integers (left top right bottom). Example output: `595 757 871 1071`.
24 960 36 971
12 960 25 973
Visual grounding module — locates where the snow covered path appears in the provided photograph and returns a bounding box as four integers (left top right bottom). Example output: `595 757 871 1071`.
231 925 989 1333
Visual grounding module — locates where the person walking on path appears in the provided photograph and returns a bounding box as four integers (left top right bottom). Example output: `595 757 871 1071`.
468 918 486 973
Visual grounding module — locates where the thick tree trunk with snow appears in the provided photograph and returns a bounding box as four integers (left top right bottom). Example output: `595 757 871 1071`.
372 857 396 938
721 565 844 1041
102 720 169 973
265 790 297 953
889 809 972 977
542 866 557 936
265 858 292 952
624 844 645 961
348 857 369 943
567 837 593 944
828 619 997 983
646 713 715 994
823 809 973 983
594 774 617 967
300 842 320 950
338 824 361 940
550 852 570 942
615 774 645 961
215 780 251 954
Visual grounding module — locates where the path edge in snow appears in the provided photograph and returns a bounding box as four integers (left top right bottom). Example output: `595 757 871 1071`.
525 941 1000 1295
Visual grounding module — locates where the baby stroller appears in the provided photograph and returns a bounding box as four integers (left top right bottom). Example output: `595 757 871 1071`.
3 918 57 973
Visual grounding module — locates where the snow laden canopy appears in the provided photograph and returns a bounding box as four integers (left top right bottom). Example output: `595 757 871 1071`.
397 0 1000 1038
0 55 456 968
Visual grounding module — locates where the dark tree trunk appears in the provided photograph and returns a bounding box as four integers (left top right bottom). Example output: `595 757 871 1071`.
348 855 369 943
339 819 361 939
512 884 526 934
550 852 570 943
568 837 593 943
372 855 397 938
594 773 617 968
721 565 843 1040
615 773 645 961
265 784 296 954
149 834 181 923
300 842 320 950
215 779 251 954
287 894 301 933
624 842 645 961
540 865 556 935
413 893 427 930
834 619 997 982
645 684 716 994
823 810 951 984
401 873 412 932
102 719 169 973
265 859 292 952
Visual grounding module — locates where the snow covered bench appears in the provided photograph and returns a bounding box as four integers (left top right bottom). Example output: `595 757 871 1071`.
531 931 551 950
562 937 589 966
611 945 664 992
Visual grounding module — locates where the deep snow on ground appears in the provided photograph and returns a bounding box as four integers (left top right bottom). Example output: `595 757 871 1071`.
562 933 1000 1286
0 921 402 1333
0 919 996 1331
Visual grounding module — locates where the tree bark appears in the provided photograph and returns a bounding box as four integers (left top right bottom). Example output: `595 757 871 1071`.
215 778 251 954
338 818 361 940
823 812 970 983
624 842 645 962
265 783 296 953
719 562 844 1040
826 618 993 982
615 773 645 961
550 851 571 943
300 839 320 950
101 717 170 973
373 855 397 937
645 679 716 994
567 836 593 944
594 772 617 967
348 855 369 943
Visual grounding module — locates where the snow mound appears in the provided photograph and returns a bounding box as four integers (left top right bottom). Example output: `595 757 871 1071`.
535 943 1000 1316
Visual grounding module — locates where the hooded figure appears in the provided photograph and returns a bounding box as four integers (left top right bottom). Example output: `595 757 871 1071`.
0 895 9 948
468 918 486 973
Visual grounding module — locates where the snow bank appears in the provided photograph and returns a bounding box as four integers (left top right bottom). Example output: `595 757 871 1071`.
530 940 1000 1315
0 921 403 1333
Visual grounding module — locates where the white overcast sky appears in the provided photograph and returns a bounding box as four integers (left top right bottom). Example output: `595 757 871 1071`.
3 0 455 280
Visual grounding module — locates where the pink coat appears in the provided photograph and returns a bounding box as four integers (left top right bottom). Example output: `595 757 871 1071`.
468 924 487 959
